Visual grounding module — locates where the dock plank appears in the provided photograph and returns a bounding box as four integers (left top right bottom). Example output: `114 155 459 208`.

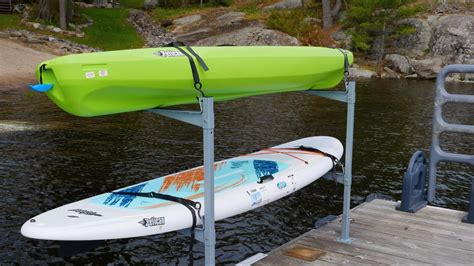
353 205 473 237
252 199 474 265
297 235 425 265
352 214 474 252
320 222 473 264
361 199 468 224
349 212 474 251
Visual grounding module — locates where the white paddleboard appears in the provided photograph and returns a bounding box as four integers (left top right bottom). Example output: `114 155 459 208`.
21 136 343 241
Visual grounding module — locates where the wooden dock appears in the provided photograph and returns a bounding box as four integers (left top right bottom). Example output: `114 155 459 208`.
252 199 474 265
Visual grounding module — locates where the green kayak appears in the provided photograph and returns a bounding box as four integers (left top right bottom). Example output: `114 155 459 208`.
33 46 353 117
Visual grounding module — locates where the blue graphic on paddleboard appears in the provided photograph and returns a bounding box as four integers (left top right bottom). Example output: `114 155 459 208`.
91 159 288 210
253 160 279 177
103 183 147 208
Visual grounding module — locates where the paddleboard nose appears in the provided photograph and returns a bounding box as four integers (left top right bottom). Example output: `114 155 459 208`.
29 83 54 92
21 218 45 239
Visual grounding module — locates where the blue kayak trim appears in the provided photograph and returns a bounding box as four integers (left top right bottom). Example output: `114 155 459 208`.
29 83 53 92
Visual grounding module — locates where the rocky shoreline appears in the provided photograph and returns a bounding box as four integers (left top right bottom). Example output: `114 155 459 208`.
0 29 100 55
2 1 473 82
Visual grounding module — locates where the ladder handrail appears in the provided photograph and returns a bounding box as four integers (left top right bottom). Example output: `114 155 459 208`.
428 64 474 202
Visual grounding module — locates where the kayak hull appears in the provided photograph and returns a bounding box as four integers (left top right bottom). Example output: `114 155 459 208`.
36 46 353 117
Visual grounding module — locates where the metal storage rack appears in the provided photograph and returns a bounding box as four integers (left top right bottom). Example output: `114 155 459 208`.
150 80 356 264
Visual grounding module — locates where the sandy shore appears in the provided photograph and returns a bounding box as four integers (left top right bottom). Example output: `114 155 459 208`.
0 38 56 88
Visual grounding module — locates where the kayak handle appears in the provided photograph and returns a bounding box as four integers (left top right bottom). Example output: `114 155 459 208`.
29 83 54 92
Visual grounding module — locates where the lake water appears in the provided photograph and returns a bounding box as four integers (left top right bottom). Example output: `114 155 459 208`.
0 80 472 264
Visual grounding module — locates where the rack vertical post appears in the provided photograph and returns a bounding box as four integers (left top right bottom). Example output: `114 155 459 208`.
149 97 216 265
305 81 356 243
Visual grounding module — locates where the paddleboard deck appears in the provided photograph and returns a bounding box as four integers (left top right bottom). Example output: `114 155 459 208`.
21 136 343 240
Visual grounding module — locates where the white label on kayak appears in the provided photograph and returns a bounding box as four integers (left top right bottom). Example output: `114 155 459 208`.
85 71 95 79
155 50 185 57
99 69 108 77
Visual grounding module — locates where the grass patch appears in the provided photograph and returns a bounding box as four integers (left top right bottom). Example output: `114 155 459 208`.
232 0 275 20
266 9 311 37
0 9 143 51
0 13 25 31
266 8 333 46
120 0 144 9
68 8 144 50
397 4 427 18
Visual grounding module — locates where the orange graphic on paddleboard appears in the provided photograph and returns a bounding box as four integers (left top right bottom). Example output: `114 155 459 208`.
159 161 227 193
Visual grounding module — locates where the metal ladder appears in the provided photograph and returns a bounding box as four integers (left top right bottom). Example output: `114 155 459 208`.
428 64 474 222
398 64 474 223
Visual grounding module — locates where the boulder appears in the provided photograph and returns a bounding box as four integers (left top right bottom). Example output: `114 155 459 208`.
432 14 474 64
382 67 400 79
405 73 418 79
129 9 174 47
25 37 45 44
195 24 299 46
9 30 23 37
426 15 441 29
143 0 158 9
396 18 432 57
174 15 203 27
385 54 411 74
216 11 245 26
263 0 305 10
52 27 63 33
332 29 352 50
175 28 212 43
348 67 377 79
409 58 443 79
0 31 10 38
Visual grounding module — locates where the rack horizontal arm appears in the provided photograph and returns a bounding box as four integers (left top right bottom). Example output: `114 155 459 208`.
148 109 202 127
305 81 356 104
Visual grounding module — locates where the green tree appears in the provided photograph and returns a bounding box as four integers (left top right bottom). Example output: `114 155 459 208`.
346 0 414 53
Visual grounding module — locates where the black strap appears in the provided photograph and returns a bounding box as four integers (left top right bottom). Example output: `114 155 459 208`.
297 145 338 161
337 48 349 83
297 145 343 185
111 191 201 265
39 64 47 84
169 41 209 71
166 41 209 97
112 191 201 210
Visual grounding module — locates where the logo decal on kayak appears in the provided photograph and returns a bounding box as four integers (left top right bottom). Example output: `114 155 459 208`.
155 50 185 57
139 216 165 227
68 209 102 217
85 71 95 79
98 69 108 77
